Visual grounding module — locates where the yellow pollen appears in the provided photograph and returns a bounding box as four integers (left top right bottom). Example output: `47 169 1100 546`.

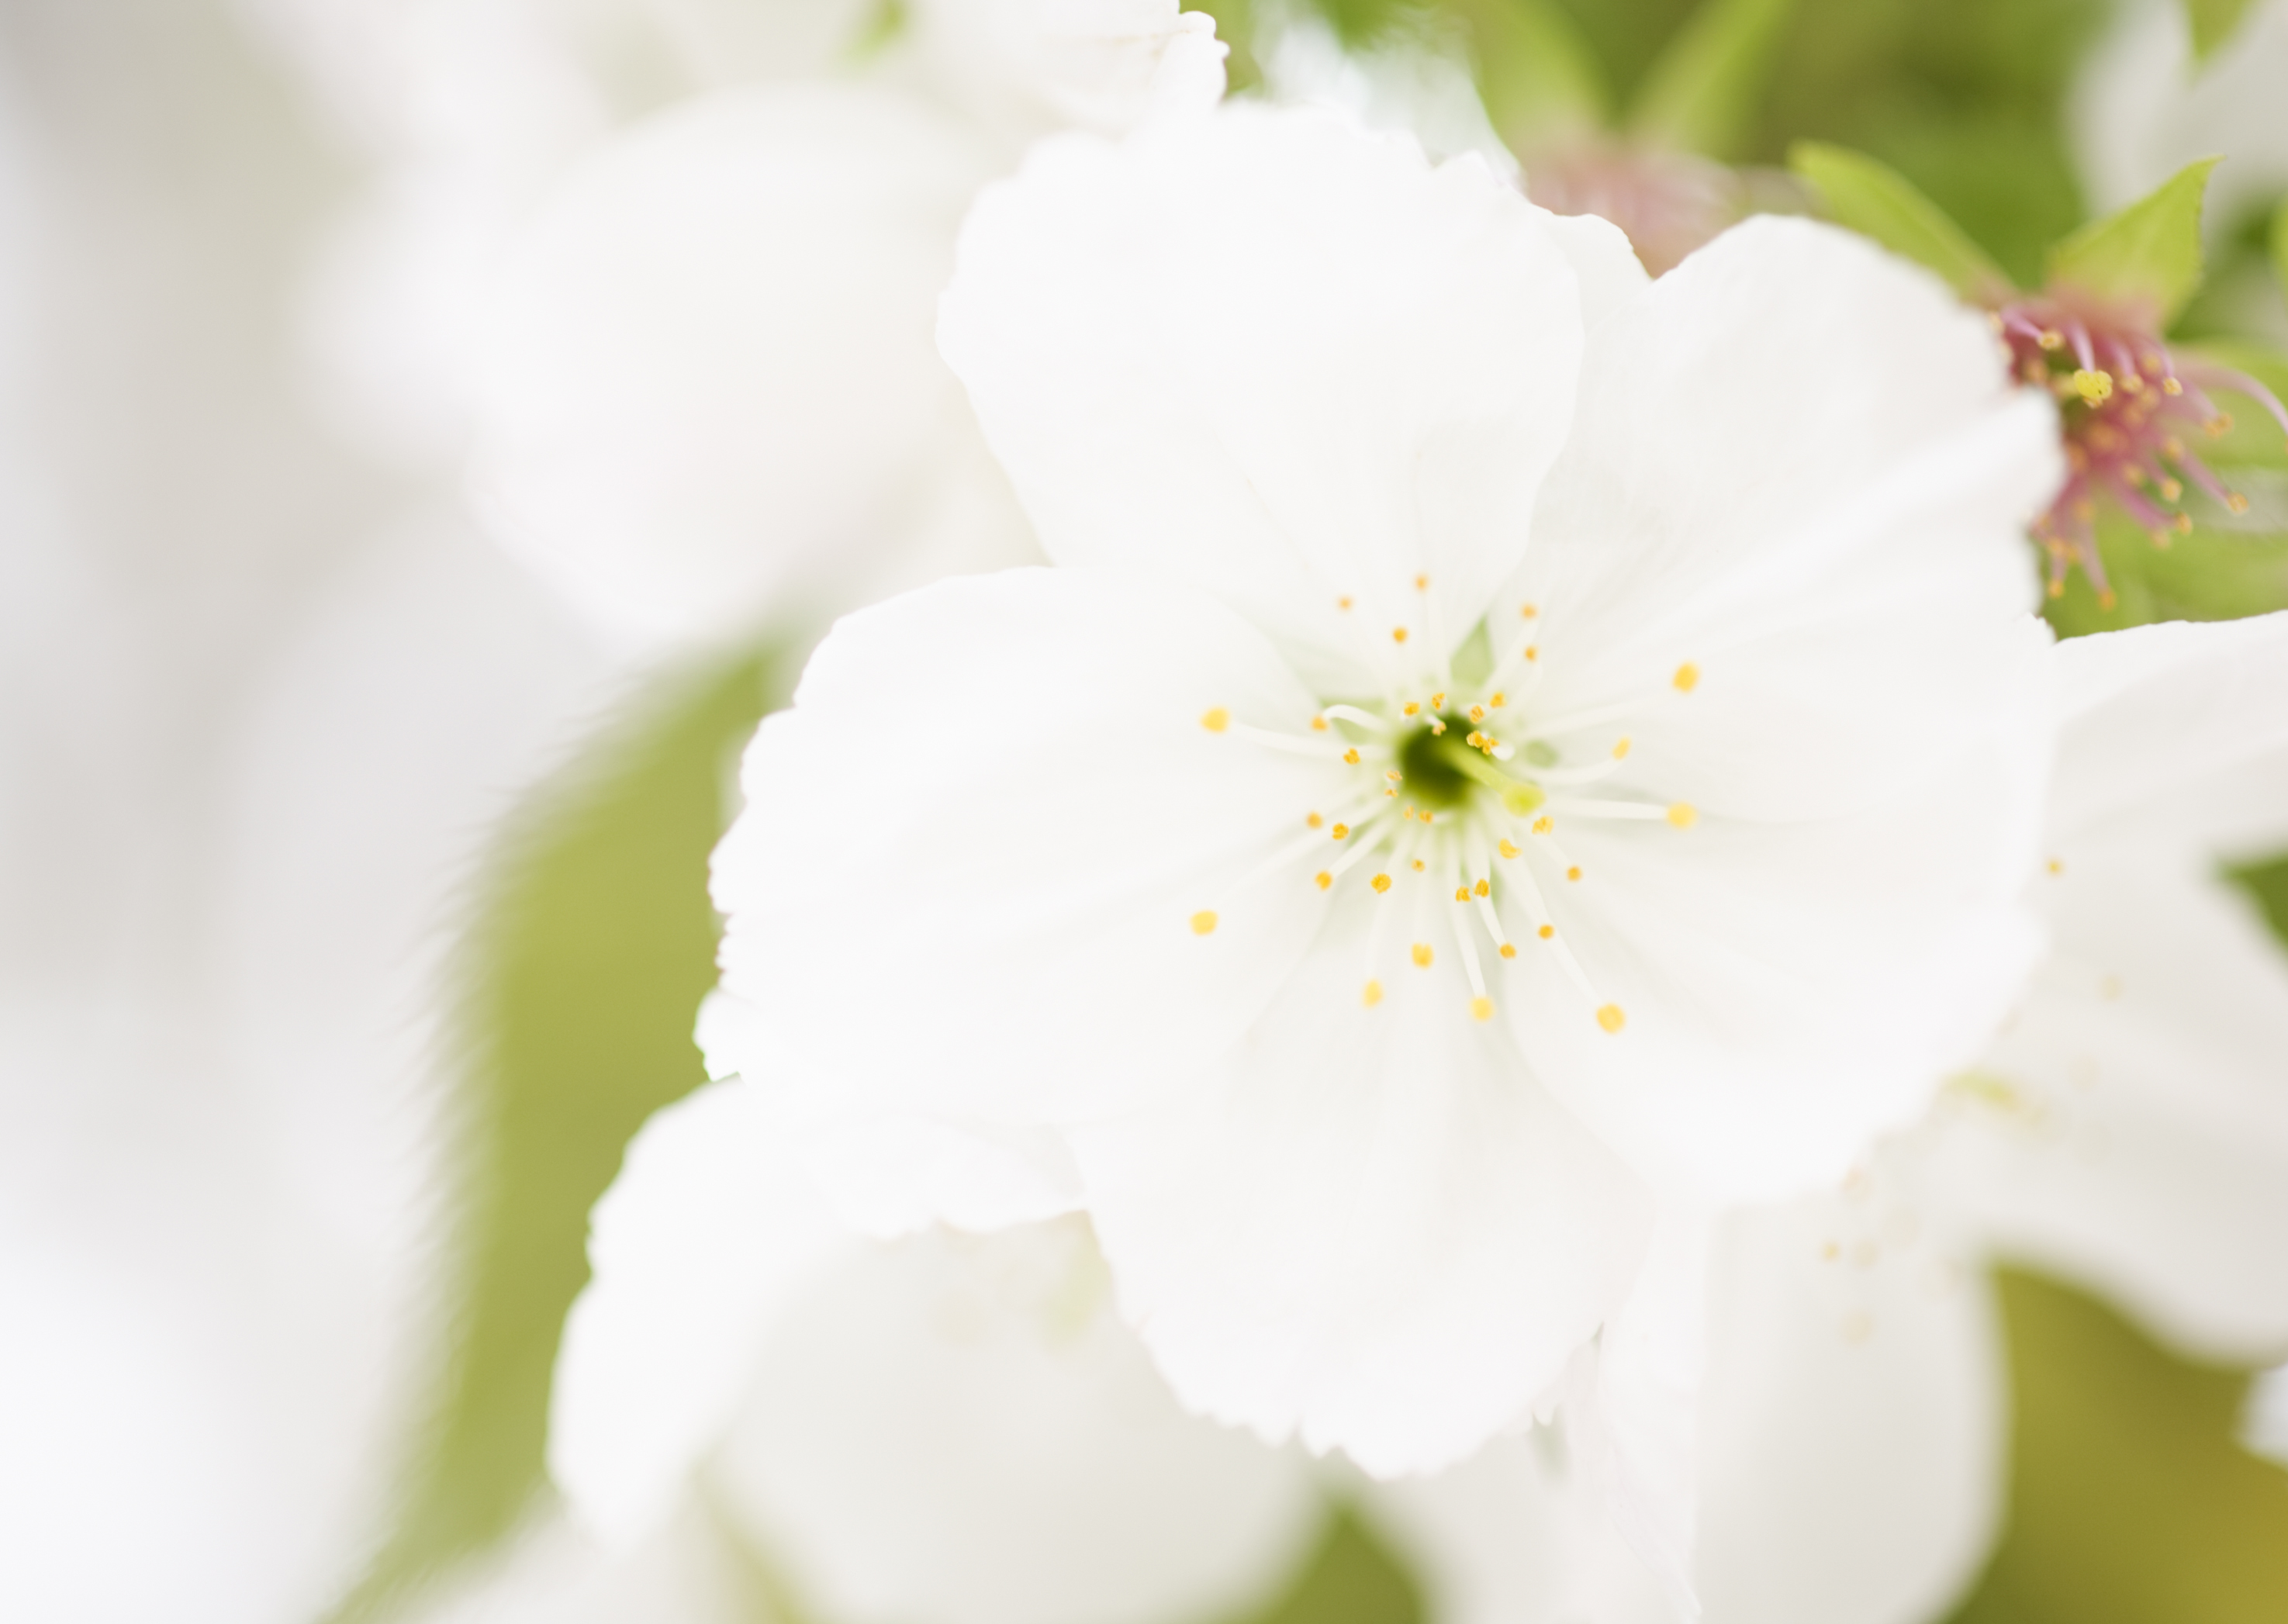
1500 942 1517 959
1474 879 1489 897
2037 329 2062 351
2210 413 2234 436
2174 512 2194 534
1392 627 1409 644
1415 574 1429 590
1490 692 1506 707
1612 738 1632 760
1537 924 1554 939
1310 715 1329 731
1672 662 1699 693
1331 823 1350 840
1412 943 1434 968
1431 693 1446 709
1566 866 1582 882
1372 873 1393 894
1467 731 1486 748
1420 810 1435 825
2162 376 2183 396
1454 886 1469 903
1533 816 1554 834
1315 871 1332 890
1498 839 1520 859
1362 980 1384 1007
1596 1004 1626 1034
1412 859 1426 871
1429 718 1446 735
2160 477 2183 501
1666 803 1697 829
1521 603 1540 619
1343 748 1360 765
1403 806 1416 820
2228 492 2251 514
1469 705 1485 723
1385 770 1403 783
1402 703 1419 717
2072 368 2113 406
1191 910 1218 936
2046 858 2063 875
1307 812 1323 828
1470 997 1494 1022
1525 645 1540 662
1201 707 1229 733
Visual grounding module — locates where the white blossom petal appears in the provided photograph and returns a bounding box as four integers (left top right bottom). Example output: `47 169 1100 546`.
549 1080 860 1543
472 84 1030 648
710 1219 1322 1624
938 104 1587 696
1069 918 1653 1477
712 567 1343 1125
1495 216 2062 1197
906 0 1227 144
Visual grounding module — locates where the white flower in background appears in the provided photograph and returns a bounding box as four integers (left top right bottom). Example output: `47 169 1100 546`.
1404 611 2288 1624
246 0 1227 651
2072 1 2288 245
536 1076 1322 1624
702 98 2062 1563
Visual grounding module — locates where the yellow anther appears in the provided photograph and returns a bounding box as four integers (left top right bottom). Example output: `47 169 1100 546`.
1402 702 1419 717
1467 731 1486 748
2228 492 2251 514
1429 718 1446 735
1499 943 1517 959
1385 770 1403 783
1392 627 1409 644
1420 810 1435 825
1666 803 1697 829
1315 871 1332 890
1310 715 1329 731
1307 812 1324 829
1415 574 1429 591
2100 589 2118 610
1498 839 1520 859
1566 866 1582 882
1201 707 1229 733
1191 911 1218 936
1343 748 1361 765
1331 823 1350 840
1489 692 1505 707
1521 603 1540 619
2159 477 2183 501
1403 805 1416 820
1537 924 1554 940
1596 1004 1626 1034
1362 980 1384 1007
2174 511 2194 534
2037 328 2062 351
2046 858 2063 876
1672 662 1699 693
1532 816 1553 834
1525 645 1540 662
2210 413 2234 436
1412 943 1434 969
2162 376 2183 396
1372 873 1393 894
1454 886 1469 903
1612 737 1632 760
1431 693 1446 709
2072 368 2113 406
1474 878 1490 897
1412 859 1426 871
1469 705 1486 724
1470 997 1494 1022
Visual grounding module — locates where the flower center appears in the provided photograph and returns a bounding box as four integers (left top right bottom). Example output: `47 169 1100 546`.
1995 292 2288 606
1191 599 1707 1034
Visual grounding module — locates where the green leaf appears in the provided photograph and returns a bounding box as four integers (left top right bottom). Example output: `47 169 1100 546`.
2046 157 2222 327
1946 1270 2288 1624
329 648 787 1621
1448 0 1611 150
2186 0 2260 60
2178 338 2288 472
1228 1502 1423 1624
2272 196 2288 302
1626 0 1799 161
1191 0 1262 93
1788 141 2014 300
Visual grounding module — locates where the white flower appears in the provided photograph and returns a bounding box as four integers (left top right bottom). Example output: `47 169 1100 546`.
546 1075 1323 1624
703 98 2063 1505
1421 610 2288 1624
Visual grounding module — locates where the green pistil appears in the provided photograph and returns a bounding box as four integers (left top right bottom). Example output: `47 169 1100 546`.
1395 720 1546 816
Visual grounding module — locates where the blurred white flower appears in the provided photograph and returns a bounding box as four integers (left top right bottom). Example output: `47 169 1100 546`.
700 102 2063 1591
2245 1362 2288 1467
544 1075 1324 1624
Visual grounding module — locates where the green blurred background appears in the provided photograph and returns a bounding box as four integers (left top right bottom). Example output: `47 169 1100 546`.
344 2 2288 1621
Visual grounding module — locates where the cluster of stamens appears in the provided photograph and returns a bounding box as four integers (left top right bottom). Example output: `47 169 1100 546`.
1191 589 1705 1034
1994 293 2288 604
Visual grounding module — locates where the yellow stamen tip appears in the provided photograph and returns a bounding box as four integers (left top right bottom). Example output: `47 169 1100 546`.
1612 737 1632 760
1191 910 1218 936
1498 839 1520 859
1499 942 1517 959
1490 692 1506 707
1470 997 1494 1022
2072 368 2113 406
1474 878 1490 897
1343 748 1360 765
1666 803 1697 829
1306 812 1323 828
1415 574 1429 590
1431 693 1446 709
1362 980 1383 1007
1310 715 1329 731
1201 707 1229 733
1412 859 1425 872
2046 858 2063 876
1672 662 1699 693
1566 866 1582 882
1537 924 1554 940
1411 943 1434 969
1469 705 1485 723
1521 603 1540 619
1372 873 1392 894
1596 1004 1626 1034
1331 823 1350 840
1315 871 1332 890
1532 816 1554 834
1392 627 1409 644
1402 703 1419 717
1454 886 1469 903
1338 596 1354 610
1525 645 1540 662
